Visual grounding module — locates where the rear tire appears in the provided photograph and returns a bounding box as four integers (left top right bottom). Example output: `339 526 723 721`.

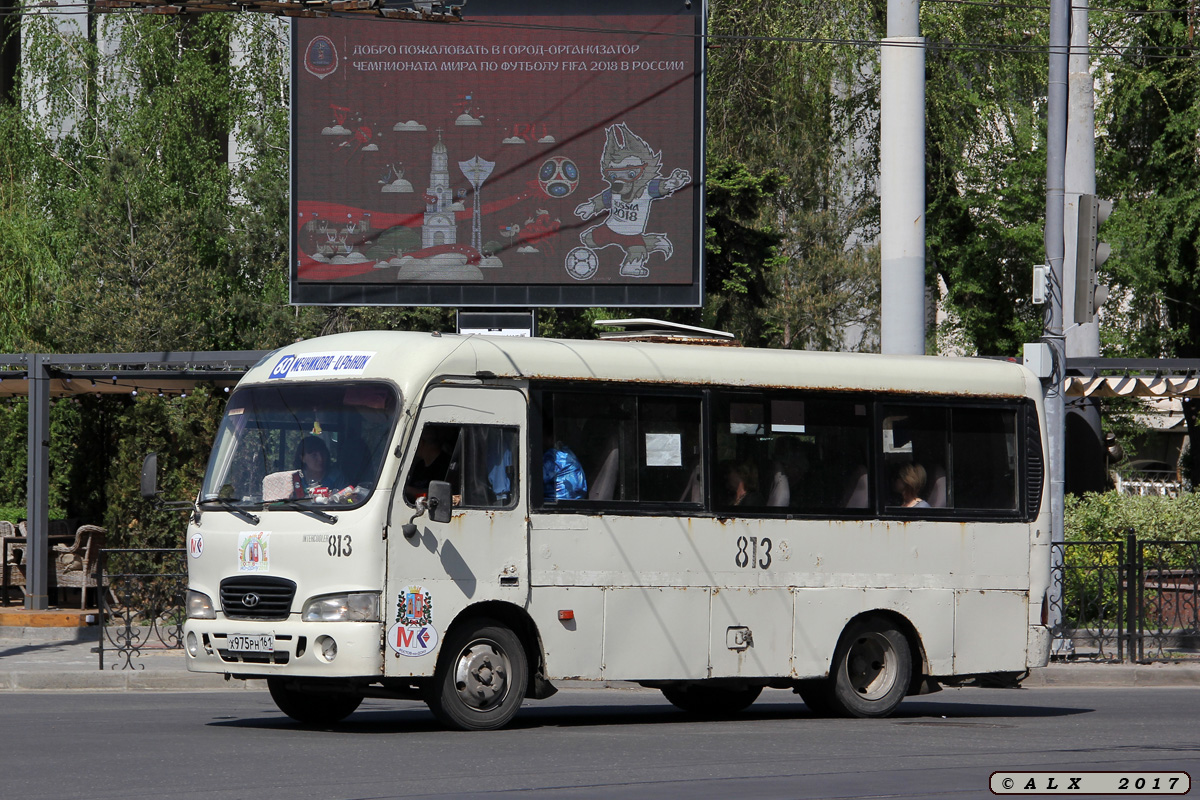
661 684 762 715
426 618 528 731
793 679 838 717
267 678 363 725
828 616 912 718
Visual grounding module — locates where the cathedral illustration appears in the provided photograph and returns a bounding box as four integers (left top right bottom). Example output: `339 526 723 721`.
422 131 458 249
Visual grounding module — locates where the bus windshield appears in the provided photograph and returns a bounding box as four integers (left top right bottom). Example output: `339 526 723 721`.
200 382 399 508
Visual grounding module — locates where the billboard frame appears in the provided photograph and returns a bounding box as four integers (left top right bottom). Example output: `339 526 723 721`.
288 0 705 308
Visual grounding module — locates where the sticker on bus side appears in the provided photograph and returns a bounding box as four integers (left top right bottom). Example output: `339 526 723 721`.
267 351 375 380
387 621 439 657
388 585 438 657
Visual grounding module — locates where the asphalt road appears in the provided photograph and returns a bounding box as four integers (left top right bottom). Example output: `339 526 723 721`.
3 686 1198 799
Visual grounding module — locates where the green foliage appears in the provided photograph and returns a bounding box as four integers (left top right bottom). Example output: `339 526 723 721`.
1094 0 1200 359
103 388 225 549
706 0 881 351
1065 491 1200 543
922 2 1049 356
1063 492 1200 629
702 158 785 345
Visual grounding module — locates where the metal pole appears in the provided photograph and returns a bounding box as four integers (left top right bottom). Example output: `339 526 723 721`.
880 0 926 355
1045 0 1070 630
25 354 50 610
1065 0 1099 359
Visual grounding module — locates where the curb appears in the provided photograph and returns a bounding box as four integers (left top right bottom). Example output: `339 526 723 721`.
0 626 100 643
0 670 264 691
1023 663 1200 688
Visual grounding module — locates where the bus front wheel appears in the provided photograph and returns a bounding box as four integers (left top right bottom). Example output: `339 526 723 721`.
267 678 363 725
661 684 762 715
829 616 912 718
427 619 528 731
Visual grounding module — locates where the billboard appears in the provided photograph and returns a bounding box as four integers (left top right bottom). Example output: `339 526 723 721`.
290 0 704 307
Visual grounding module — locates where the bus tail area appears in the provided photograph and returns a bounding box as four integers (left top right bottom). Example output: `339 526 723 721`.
178 331 1051 729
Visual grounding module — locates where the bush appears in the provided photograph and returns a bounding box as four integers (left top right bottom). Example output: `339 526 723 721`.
1066 492 1200 543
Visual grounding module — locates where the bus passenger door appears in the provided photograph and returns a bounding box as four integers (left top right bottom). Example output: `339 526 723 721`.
384 386 527 678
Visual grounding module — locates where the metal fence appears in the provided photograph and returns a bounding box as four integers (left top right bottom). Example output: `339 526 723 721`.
1051 534 1200 663
98 548 186 670
96 537 1200 669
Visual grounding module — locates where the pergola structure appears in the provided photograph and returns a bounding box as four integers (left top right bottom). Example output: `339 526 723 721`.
0 351 267 610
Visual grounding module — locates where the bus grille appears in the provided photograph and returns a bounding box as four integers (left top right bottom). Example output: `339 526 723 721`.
220 576 296 620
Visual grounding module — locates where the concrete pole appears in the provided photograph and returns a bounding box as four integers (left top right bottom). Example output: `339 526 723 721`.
1046 0 1070 627
1065 0 1099 358
880 0 926 355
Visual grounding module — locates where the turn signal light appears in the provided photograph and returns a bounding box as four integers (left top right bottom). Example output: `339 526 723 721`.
558 610 574 621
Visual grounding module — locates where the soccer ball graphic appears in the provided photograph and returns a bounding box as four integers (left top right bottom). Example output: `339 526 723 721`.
564 247 599 280
538 156 579 198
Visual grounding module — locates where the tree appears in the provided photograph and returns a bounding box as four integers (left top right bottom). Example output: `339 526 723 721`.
921 3 1049 357
706 0 882 350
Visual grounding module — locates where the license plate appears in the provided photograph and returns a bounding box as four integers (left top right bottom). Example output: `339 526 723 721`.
226 633 274 653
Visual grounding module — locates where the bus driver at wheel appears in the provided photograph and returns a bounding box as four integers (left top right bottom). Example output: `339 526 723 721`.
299 435 344 491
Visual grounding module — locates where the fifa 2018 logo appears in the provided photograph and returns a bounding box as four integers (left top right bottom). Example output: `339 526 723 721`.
566 123 691 281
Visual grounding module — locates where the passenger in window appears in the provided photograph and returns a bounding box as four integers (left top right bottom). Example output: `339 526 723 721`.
894 463 931 509
841 464 869 508
723 460 762 507
405 428 452 503
768 437 808 507
543 431 588 501
298 435 345 492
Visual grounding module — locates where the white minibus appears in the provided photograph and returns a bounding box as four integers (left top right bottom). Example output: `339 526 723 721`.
173 330 1051 729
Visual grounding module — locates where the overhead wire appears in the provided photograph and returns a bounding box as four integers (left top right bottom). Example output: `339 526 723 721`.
0 0 1198 61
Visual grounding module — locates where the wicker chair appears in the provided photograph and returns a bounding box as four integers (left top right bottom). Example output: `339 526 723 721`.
0 520 20 604
52 525 107 609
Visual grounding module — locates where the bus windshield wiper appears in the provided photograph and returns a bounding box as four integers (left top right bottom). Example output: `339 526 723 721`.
198 498 260 525
268 498 339 525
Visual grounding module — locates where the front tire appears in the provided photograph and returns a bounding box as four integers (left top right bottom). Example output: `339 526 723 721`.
426 618 528 731
267 678 363 725
661 684 762 715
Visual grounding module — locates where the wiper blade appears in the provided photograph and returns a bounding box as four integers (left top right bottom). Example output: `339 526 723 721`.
198 499 260 525
268 499 338 525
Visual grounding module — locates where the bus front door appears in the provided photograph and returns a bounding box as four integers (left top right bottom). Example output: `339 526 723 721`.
383 386 529 679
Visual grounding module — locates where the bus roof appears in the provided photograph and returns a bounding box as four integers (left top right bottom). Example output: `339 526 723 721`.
243 331 1040 401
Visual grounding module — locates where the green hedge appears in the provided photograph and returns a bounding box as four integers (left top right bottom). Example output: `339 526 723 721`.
1066 492 1200 543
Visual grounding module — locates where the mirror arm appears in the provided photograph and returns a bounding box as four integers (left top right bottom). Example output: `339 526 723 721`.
401 497 428 539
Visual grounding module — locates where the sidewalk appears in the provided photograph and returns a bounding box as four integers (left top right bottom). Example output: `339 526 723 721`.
0 626 257 691
3 625 1200 692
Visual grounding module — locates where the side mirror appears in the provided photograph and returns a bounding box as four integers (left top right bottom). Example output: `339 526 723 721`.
427 480 452 524
140 453 159 501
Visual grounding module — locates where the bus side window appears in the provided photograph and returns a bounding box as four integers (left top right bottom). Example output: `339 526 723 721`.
459 425 518 508
404 424 457 504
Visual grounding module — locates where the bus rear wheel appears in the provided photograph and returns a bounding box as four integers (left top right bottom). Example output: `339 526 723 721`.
267 678 363 725
661 684 763 715
828 616 912 718
427 619 528 731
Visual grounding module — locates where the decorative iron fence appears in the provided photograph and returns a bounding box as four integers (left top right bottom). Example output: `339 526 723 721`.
95 538 1199 669
98 548 186 670
1051 534 1200 663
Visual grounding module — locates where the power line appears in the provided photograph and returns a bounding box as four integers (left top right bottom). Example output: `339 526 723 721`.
4 2 1200 63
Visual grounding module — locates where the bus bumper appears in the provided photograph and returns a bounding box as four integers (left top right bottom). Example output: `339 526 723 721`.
182 619 384 678
1028 624 1051 668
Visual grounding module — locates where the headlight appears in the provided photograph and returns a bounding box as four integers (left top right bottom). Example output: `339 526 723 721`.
301 592 380 622
186 590 216 620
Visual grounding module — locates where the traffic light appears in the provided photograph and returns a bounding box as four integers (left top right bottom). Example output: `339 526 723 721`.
1073 194 1112 323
